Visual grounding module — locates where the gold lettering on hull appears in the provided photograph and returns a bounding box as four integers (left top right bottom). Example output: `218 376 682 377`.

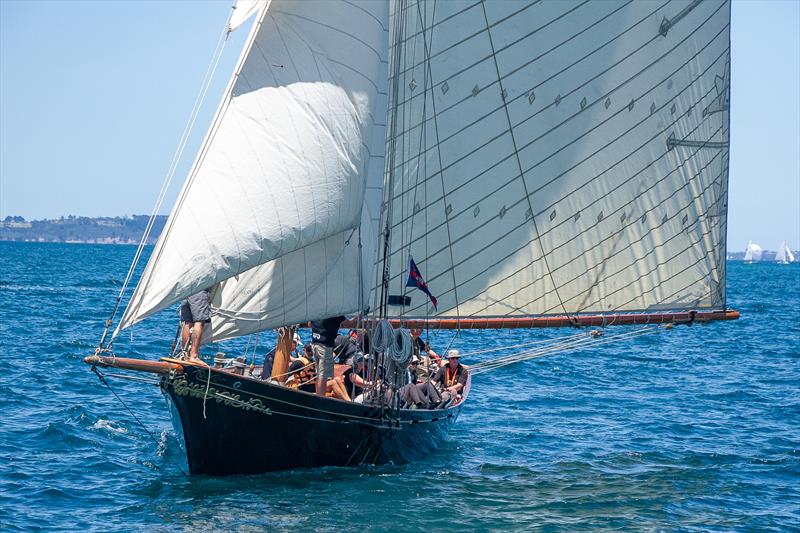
170 378 272 416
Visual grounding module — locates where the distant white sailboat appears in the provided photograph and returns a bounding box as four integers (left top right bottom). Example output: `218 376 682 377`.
744 240 763 263
775 241 795 264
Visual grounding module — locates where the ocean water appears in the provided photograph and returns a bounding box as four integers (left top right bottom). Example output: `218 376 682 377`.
0 241 797 531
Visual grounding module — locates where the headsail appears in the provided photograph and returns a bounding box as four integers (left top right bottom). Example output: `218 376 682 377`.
117 0 389 335
377 0 731 319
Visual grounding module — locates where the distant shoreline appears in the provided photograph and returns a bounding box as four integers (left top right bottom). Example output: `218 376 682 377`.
0 215 166 245
0 215 794 258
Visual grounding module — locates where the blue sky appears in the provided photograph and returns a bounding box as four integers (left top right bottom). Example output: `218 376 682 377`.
1 0 798 252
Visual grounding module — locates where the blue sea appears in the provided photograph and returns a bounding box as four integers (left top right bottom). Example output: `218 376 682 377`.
0 241 797 531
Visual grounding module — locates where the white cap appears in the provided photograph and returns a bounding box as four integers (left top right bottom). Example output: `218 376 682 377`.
446 349 461 359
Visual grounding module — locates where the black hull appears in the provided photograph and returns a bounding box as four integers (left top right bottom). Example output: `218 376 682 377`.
160 365 467 476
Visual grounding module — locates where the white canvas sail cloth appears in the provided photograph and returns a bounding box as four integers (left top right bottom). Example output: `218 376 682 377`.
116 0 389 336
377 0 732 318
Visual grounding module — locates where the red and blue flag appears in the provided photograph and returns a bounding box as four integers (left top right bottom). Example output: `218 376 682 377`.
406 256 437 309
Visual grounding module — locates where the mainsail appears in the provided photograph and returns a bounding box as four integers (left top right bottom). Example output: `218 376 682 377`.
377 0 731 319
117 0 390 337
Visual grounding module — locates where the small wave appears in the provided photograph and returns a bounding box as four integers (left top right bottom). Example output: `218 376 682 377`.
156 429 169 456
91 419 129 435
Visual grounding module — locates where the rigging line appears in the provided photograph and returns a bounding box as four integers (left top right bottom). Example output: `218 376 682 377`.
466 328 630 368
470 327 659 375
390 0 588 93
508 145 727 315
379 0 409 318
92 367 189 478
124 7 268 337
572 171 728 313
562 161 728 314
445 0 571 322
416 0 461 325
384 61 727 315
458 331 587 358
381 16 729 245
400 0 432 317
388 0 661 162
103 9 236 346
384 1 725 196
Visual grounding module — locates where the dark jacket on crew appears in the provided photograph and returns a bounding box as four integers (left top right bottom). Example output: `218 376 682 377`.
310 316 346 347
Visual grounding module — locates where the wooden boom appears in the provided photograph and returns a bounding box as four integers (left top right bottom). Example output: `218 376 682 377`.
343 309 739 330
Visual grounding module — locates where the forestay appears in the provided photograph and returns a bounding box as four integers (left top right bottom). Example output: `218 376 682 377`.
117 0 389 336
378 0 731 319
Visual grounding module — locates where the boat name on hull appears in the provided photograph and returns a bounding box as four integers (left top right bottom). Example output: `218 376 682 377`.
170 377 272 416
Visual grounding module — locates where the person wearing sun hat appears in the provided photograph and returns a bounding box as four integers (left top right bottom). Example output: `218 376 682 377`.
427 348 468 407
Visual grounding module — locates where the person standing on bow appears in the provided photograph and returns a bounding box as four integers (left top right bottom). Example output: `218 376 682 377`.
308 316 346 397
179 288 211 364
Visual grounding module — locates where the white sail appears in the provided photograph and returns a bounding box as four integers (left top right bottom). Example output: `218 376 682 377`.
117 0 390 334
377 0 731 318
775 241 794 264
744 240 762 262
229 0 268 32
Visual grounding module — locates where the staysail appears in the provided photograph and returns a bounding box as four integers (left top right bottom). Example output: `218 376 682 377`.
116 0 390 336
377 0 731 319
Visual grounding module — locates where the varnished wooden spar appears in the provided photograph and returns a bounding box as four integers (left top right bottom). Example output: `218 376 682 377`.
344 309 740 330
83 354 184 375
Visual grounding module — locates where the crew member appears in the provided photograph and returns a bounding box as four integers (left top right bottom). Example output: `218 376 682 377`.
309 316 346 397
179 288 211 364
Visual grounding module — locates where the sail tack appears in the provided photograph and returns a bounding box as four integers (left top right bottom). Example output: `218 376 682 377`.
378 0 732 319
117 0 389 334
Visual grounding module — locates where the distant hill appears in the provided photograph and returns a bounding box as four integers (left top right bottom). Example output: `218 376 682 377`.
0 215 167 244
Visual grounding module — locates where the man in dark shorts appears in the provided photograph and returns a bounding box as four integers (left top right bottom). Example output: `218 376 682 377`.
179 288 211 363
308 316 346 397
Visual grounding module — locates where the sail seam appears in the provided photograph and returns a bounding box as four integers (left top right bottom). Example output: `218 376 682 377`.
476 0 573 319
509 158 727 315
380 40 728 273
390 0 590 87
415 0 461 321
385 0 724 195
389 124 725 317
390 0 637 136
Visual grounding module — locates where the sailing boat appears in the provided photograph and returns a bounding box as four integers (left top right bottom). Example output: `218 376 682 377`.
775 241 795 264
85 0 738 476
744 240 763 262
